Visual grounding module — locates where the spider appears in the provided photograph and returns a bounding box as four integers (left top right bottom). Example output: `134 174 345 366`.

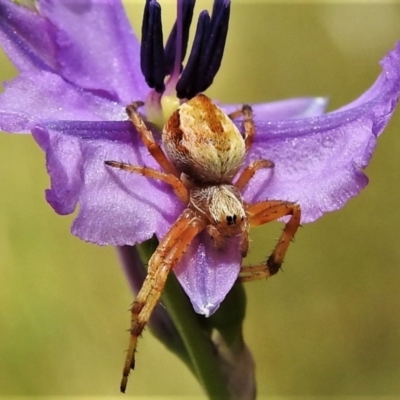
105 93 301 392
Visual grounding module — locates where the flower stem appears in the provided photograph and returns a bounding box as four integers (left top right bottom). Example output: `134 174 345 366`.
137 238 232 399
161 273 232 399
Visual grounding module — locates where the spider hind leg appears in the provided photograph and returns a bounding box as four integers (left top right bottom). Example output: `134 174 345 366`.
228 104 255 151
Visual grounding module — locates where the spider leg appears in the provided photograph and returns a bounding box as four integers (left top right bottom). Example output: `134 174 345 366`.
240 228 250 258
227 104 254 151
227 109 241 120
105 161 189 204
234 159 274 191
126 102 180 177
239 200 301 282
120 209 205 393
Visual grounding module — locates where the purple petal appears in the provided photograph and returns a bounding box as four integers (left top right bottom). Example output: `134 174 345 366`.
0 0 149 103
174 233 242 316
37 0 148 103
31 120 183 245
0 71 125 133
31 118 242 315
220 97 328 120
0 0 57 72
242 43 400 223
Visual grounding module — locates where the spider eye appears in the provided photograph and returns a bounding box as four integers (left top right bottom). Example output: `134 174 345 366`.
226 214 237 225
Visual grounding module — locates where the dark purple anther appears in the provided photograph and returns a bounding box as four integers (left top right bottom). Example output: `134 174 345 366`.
176 0 230 99
164 0 196 76
140 0 166 93
175 10 210 99
139 0 230 98
201 0 230 90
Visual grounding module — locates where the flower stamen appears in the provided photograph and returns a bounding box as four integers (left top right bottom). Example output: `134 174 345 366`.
164 0 195 85
176 0 230 99
140 0 231 126
140 0 167 93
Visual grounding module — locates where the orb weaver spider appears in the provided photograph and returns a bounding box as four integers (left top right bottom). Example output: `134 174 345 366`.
105 94 301 392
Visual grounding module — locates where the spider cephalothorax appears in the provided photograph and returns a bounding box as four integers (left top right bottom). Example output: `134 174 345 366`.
190 183 248 255
105 94 301 392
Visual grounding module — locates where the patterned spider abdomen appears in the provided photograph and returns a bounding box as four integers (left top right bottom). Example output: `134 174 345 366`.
163 94 246 183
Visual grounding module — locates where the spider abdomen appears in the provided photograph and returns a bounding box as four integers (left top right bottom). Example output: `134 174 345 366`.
163 94 246 182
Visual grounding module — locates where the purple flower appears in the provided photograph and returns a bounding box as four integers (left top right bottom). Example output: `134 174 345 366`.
1 0 399 317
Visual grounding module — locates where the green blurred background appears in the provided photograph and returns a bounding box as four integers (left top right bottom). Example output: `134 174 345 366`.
1 1 400 399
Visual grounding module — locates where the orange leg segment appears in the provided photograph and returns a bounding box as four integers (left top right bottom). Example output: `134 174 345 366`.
120 209 205 393
126 102 180 177
234 159 274 191
228 104 255 151
105 161 189 204
240 200 301 282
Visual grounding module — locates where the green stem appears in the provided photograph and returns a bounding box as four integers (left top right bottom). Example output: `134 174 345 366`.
162 274 232 399
137 239 231 399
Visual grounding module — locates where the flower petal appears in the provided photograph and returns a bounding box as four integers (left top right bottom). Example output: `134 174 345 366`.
174 233 242 316
0 0 149 103
221 97 328 120
242 43 400 223
37 0 148 103
0 70 125 133
0 0 57 72
31 120 183 245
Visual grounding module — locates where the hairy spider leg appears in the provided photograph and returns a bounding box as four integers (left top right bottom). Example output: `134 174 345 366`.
228 104 255 151
104 161 189 204
239 200 301 282
126 102 180 177
235 159 275 191
121 209 206 393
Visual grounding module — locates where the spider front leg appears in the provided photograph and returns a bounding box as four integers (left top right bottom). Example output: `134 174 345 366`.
240 200 301 282
120 209 205 393
105 161 189 204
126 102 179 176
